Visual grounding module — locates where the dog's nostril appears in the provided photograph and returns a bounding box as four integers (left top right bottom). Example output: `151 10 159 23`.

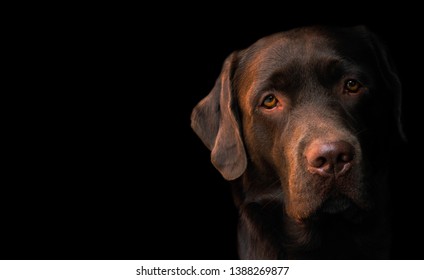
338 153 353 163
306 140 355 176
312 156 327 168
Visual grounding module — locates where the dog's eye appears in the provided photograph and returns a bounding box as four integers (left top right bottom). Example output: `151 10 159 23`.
344 79 362 94
262 94 278 109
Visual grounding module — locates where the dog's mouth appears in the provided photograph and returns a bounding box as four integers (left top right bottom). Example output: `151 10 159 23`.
319 196 353 214
309 194 367 225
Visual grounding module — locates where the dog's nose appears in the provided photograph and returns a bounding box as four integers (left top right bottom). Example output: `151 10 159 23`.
305 141 354 176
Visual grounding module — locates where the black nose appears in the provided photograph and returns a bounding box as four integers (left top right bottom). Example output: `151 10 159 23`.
305 140 355 177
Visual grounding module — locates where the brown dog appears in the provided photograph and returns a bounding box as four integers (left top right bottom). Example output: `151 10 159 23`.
191 26 404 259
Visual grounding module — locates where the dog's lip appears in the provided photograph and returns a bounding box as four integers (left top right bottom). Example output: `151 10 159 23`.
319 196 352 214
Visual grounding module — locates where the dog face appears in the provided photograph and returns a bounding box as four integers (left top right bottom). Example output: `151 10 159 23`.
191 26 403 221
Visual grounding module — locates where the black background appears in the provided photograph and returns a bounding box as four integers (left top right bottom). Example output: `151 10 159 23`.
4 7 423 260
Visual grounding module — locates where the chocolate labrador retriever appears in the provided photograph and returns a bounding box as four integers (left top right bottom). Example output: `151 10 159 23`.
191 25 404 259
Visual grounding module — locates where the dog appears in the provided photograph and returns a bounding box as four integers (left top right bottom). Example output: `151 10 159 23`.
191 25 404 259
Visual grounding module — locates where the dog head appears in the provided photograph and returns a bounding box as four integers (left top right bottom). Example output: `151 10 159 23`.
191 26 403 220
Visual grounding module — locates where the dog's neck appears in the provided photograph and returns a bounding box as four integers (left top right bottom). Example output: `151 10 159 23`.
280 209 385 259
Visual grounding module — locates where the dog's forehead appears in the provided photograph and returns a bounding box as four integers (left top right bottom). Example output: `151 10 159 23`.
234 27 374 96
242 28 363 72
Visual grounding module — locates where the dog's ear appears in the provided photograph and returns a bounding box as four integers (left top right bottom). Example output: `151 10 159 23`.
191 52 247 180
360 26 406 142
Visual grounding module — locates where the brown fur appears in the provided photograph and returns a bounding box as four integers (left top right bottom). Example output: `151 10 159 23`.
191 26 403 259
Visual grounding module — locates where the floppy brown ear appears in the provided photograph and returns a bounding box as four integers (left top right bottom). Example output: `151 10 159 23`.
362 26 406 142
191 52 247 180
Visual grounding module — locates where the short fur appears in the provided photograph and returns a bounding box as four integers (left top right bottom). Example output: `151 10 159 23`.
191 26 404 259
